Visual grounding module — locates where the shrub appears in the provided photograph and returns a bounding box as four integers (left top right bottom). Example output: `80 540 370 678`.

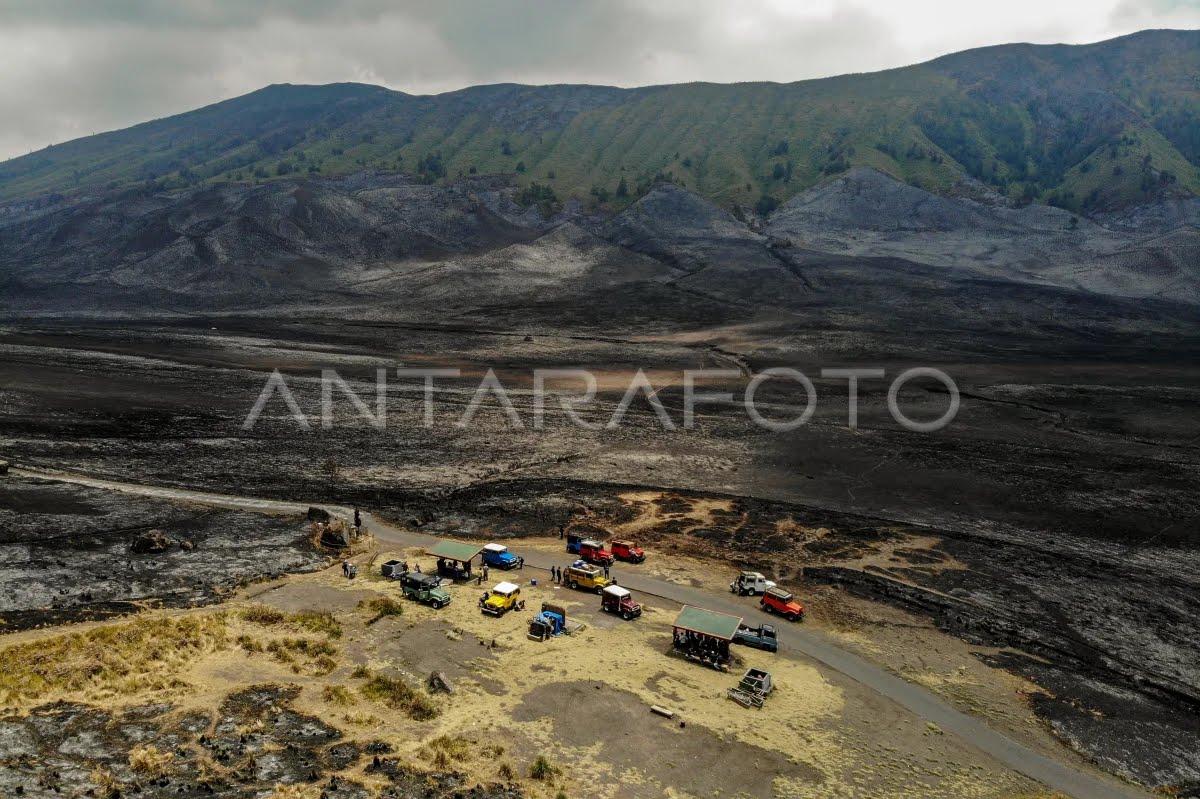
530 754 559 781
322 685 355 706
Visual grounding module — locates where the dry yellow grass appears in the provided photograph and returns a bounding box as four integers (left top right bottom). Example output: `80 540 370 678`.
0 614 230 706
129 744 174 778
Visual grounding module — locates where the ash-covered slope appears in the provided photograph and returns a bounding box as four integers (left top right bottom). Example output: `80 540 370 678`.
2 168 1198 355
767 168 1200 303
0 174 546 312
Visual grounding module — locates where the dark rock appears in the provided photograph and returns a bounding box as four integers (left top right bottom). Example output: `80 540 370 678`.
131 529 171 554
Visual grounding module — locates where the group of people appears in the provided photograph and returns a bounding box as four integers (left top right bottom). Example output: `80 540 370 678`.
673 629 730 662
341 559 358 579
475 562 491 584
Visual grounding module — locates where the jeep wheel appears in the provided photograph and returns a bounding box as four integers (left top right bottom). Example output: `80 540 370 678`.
763 603 773 614
569 580 578 590
621 611 632 621
747 588 757 596
786 612 798 622
431 600 443 610
595 585 604 595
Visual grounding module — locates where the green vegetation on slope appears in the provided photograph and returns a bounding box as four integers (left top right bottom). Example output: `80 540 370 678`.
1 30 1197 213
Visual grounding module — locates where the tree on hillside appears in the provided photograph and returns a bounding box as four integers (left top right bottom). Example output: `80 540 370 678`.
616 177 628 198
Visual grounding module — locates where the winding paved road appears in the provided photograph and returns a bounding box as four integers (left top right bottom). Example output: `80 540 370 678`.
9 465 1150 799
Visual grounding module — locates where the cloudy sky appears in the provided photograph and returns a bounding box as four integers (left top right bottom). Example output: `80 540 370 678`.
1 0 1197 161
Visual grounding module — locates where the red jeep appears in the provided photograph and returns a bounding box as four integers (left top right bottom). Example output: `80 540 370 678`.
760 587 805 621
610 539 645 563
579 539 614 566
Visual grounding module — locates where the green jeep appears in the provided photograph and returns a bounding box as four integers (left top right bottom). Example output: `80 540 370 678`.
400 572 451 609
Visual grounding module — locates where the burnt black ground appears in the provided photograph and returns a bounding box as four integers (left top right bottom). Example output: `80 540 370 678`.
1 171 1198 791
0 684 517 799
0 316 1197 790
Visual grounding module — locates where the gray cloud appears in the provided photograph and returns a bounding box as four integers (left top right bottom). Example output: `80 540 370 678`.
0 0 1196 161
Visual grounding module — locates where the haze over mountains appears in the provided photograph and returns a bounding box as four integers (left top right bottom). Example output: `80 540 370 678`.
1 29 1198 214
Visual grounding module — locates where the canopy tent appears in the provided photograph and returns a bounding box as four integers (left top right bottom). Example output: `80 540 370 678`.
427 540 483 580
672 605 743 641
427 540 484 563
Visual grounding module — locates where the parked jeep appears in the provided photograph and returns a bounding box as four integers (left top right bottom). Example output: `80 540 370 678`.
730 571 776 596
600 584 642 620
400 572 451 609
565 564 612 594
481 581 522 616
761 587 804 621
579 539 615 566
732 623 778 652
481 543 524 570
610 539 646 563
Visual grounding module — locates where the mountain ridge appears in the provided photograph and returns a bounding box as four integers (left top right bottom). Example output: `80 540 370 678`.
1 29 1198 213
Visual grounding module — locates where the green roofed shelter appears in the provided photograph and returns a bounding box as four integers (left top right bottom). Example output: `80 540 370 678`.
427 540 484 564
672 605 743 641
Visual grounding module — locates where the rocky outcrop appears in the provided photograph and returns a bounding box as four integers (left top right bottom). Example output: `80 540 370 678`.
130 528 171 554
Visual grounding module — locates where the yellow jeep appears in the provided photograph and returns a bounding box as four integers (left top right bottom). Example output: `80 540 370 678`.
481 581 521 616
565 565 612 594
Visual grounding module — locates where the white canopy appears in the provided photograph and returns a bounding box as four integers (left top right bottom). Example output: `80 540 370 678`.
493 581 520 594
603 585 631 598
482 543 508 553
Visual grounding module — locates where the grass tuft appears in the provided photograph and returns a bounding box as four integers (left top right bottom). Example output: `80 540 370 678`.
530 754 559 781
359 597 405 625
357 670 440 720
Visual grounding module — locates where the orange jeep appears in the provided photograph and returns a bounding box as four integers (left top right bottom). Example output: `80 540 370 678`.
760 587 804 621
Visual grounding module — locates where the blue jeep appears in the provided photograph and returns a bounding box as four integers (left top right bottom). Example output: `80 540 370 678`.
481 543 524 570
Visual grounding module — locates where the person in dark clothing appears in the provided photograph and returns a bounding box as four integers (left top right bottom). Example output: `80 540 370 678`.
354 508 362 528
603 564 610 579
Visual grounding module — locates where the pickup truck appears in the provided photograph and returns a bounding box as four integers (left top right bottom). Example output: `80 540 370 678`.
480 543 524 570
732 623 777 652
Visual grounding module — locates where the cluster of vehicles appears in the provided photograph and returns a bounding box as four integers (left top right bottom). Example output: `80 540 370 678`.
566 533 645 564
381 535 803 683
730 571 805 622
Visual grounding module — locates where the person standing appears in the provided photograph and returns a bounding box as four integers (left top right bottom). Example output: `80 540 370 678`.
354 508 362 528
603 564 610 579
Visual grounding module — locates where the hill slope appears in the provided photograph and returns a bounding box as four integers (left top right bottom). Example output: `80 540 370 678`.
1 30 1197 213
